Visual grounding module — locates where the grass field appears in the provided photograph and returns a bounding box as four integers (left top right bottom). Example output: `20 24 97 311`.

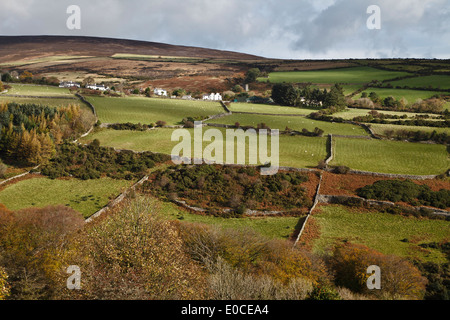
150 195 303 239
0 176 132 218
0 96 81 108
258 67 410 84
389 75 450 90
207 113 369 136
353 88 446 104
227 102 318 115
368 123 450 136
3 84 72 96
86 96 225 125
81 128 328 169
331 137 449 175
312 205 450 263
333 107 441 120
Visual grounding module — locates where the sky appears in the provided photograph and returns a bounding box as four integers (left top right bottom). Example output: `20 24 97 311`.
0 0 449 59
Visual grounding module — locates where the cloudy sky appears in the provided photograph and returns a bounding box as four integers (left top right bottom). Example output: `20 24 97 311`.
1 0 449 59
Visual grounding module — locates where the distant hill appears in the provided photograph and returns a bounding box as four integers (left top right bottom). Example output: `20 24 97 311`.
0 35 265 62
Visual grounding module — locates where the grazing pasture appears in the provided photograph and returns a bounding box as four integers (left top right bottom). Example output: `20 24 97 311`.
258 67 410 84
330 137 449 175
227 102 317 115
312 205 450 264
389 75 450 90
86 96 224 125
353 88 447 104
80 128 328 169
0 176 132 218
0 96 82 108
3 84 72 96
207 113 369 136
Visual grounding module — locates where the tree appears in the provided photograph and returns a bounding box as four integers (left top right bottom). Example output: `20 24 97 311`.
271 83 299 106
1 72 12 82
245 68 261 84
172 88 186 97
82 76 95 88
0 205 85 299
231 85 243 93
19 71 33 83
59 197 206 300
369 91 381 104
0 81 4 92
324 84 346 110
0 267 10 300
329 242 427 299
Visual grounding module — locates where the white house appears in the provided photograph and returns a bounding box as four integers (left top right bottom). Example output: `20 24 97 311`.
202 93 222 101
59 81 80 88
86 84 109 91
154 88 168 96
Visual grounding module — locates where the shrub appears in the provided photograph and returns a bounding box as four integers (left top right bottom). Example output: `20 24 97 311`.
329 243 427 299
333 166 350 174
155 120 166 127
59 197 207 300
357 180 450 209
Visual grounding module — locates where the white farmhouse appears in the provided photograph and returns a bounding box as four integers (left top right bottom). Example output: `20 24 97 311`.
202 93 222 101
86 84 109 91
59 81 80 88
154 88 168 96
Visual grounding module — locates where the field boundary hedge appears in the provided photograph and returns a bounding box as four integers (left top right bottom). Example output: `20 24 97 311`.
317 194 450 218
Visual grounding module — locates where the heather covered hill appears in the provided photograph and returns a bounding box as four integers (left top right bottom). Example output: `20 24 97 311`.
0 35 265 63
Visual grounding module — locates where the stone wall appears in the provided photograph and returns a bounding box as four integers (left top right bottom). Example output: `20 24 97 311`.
317 194 450 218
85 175 150 223
294 172 323 247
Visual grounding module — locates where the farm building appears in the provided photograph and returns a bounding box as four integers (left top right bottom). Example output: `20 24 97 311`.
202 93 222 101
154 88 168 96
86 84 109 91
59 81 81 88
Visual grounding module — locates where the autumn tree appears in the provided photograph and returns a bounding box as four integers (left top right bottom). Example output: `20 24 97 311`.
57 197 207 300
0 267 9 300
329 243 427 300
19 71 33 82
0 205 85 299
82 76 95 88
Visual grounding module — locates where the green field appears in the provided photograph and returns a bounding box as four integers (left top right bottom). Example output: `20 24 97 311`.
353 88 446 104
0 96 81 108
368 123 450 136
389 75 450 90
227 102 318 115
86 96 225 125
312 205 450 263
333 107 441 120
151 195 303 239
207 113 369 136
0 176 132 218
330 137 449 175
258 67 410 84
3 84 72 96
80 128 328 169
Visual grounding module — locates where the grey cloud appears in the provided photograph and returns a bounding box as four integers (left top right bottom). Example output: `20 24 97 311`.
0 0 448 59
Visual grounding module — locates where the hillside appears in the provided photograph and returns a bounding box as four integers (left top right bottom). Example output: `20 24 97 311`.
0 35 265 62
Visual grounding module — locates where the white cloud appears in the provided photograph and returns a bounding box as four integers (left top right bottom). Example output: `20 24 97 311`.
0 0 448 59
